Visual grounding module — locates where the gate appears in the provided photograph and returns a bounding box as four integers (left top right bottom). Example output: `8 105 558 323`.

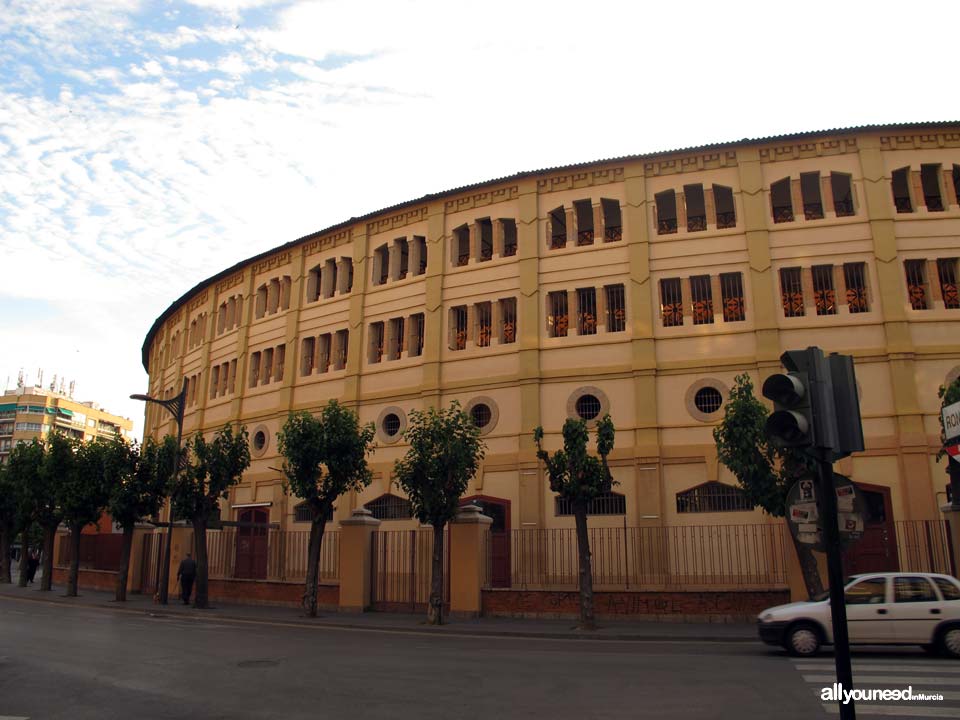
235 508 269 579
138 533 163 594
371 528 449 612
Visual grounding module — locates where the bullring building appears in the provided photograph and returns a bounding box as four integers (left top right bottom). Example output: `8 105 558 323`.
141 122 960 584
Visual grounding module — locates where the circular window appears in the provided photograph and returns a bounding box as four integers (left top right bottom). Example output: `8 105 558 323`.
249 424 270 458
575 394 602 421
253 431 267 451
694 387 723 415
471 403 492 429
383 413 401 437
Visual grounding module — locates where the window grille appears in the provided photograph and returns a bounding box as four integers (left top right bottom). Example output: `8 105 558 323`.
601 198 622 241
479 219 493 260
694 387 723 414
938 259 960 309
555 492 625 516
921 164 944 211
780 268 804 317
549 207 567 249
576 288 597 335
892 167 912 213
811 265 836 316
502 220 518 257
719 272 745 322
831 173 855 217
713 185 736 228
575 394 601 420
367 494 412 520
660 278 683 326
690 275 714 325
843 263 869 313
771 178 793 223
605 284 626 332
452 306 467 350
676 482 752 513
655 190 677 234
382 413 401 437
409 314 425 357
476 302 492 347
294 503 333 523
500 298 517 344
470 403 492 429
547 291 568 337
905 259 928 310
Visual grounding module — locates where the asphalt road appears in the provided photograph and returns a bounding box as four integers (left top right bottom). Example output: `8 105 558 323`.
0 598 953 720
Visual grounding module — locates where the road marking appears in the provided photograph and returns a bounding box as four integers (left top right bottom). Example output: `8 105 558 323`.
804 675 960 685
796 663 960 674
0 716 30 719
822 704 960 717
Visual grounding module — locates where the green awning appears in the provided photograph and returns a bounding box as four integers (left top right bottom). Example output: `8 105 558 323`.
57 407 74 417
45 407 58 414
0 403 15 413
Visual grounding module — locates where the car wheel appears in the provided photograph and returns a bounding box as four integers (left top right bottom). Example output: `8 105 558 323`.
937 626 960 659
786 623 821 657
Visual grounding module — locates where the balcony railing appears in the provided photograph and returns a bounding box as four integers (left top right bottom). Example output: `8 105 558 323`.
687 215 707 232
716 211 736 229
773 206 794 223
604 225 622 242
657 218 678 234
803 203 824 220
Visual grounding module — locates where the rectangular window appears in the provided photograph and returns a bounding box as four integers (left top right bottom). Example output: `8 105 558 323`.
345 258 354 292
843 263 869 313
801 172 823 220
604 284 626 332
576 288 597 335
412 237 427 276
317 333 331 373
301 337 315 376
219 362 229 396
260 347 273 385
892 167 912 213
374 245 389 285
547 291 569 337
454 225 470 266
771 178 793 223
210 365 220 399
574 199 594 245
249 352 261 388
690 275 714 325
478 219 493 261
921 164 944 211
905 259 928 310
274 345 285 382
660 278 683 327
954 165 960 206
811 265 836 316
780 267 804 317
408 313 425 357
369 322 384 363
388 317 405 360
938 259 960 309
655 190 677 234
228 360 236 394
684 184 706 232
475 302 492 347
499 298 517 344
397 238 409 279
549 207 566 249
333 330 348 370
831 172 854 217
601 198 622 241
501 219 517 257
323 259 338 298
713 185 736 228
451 306 467 350
255 285 267 318
720 272 745 322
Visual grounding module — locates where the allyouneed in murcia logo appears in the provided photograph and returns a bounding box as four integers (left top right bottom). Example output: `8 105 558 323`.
821 684 944 705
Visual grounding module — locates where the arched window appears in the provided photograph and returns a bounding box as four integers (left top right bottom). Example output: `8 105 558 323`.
293 502 333 523
366 493 413 520
555 491 626 517
676 482 752 513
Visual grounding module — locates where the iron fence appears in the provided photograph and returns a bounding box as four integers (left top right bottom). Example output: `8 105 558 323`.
56 533 124 572
486 522 790 591
371 528 450 611
203 528 339 582
895 520 955 576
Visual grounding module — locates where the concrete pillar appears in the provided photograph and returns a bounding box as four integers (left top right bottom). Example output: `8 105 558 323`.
338 508 381 613
449 504 492 618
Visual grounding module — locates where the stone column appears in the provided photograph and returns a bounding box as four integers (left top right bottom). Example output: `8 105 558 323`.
338 508 381 613
449 504 492 619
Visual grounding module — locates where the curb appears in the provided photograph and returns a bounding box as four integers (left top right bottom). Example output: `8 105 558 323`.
0 592 758 643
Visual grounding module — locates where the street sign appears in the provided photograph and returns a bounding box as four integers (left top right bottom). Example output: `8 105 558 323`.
947 443 960 465
943 401 960 442
785 474 866 552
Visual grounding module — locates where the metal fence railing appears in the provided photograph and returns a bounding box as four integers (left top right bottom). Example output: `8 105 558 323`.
202 528 339 582
485 523 790 591
371 528 449 611
895 520 955 576
57 533 124 572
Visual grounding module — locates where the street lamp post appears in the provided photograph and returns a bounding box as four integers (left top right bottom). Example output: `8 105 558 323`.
131 378 187 606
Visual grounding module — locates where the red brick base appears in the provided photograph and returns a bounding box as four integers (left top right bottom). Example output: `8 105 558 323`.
52 567 118 592
482 589 789 621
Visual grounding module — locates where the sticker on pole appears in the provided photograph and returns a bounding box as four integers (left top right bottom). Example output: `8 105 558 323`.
786 474 866 552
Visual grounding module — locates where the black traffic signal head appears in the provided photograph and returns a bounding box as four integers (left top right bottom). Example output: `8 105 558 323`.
762 352 814 448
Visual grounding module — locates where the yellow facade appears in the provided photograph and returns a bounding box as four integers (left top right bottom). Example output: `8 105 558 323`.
141 123 960 538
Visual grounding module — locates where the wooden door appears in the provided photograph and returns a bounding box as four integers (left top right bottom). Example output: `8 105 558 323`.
235 508 268 580
462 495 511 588
844 484 898 576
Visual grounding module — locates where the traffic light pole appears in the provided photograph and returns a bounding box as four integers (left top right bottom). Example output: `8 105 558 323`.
816 455 856 720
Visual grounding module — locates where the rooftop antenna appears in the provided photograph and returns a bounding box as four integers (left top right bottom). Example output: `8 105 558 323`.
50 373 57 392
36 368 43 388
17 369 24 388
59 378 65 395
68 380 75 398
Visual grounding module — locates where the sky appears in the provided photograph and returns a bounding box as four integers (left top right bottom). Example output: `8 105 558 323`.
1 0 958 440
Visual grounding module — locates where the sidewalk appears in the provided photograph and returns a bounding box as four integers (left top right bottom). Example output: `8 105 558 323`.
0 581 758 642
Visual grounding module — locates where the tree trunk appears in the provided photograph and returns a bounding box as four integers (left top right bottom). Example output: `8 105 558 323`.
573 500 596 630
40 525 55 591
792 533 825 599
303 514 327 618
67 522 82 597
17 528 29 588
193 516 209 609
0 527 11 584
115 524 134 602
427 523 445 626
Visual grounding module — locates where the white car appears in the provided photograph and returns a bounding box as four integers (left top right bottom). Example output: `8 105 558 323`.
757 572 960 657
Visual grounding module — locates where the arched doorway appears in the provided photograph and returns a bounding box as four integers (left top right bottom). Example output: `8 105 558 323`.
235 507 269 580
461 495 511 588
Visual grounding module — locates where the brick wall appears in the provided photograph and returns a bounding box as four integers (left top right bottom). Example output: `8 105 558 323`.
52 568 118 592
481 589 789 621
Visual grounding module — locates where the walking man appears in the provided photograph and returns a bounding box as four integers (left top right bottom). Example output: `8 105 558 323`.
176 552 197 605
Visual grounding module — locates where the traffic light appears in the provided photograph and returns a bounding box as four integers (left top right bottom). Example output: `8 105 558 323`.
826 353 865 459
762 350 816 448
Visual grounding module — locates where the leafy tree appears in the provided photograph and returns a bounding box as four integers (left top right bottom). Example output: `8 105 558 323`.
394 402 485 625
0 461 26 584
107 435 177 601
278 402 375 617
4 440 45 587
712 373 823 598
170 424 250 609
533 416 615 630
31 434 72 591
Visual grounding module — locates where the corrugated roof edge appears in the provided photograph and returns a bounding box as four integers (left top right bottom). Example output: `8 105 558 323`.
140 120 960 371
